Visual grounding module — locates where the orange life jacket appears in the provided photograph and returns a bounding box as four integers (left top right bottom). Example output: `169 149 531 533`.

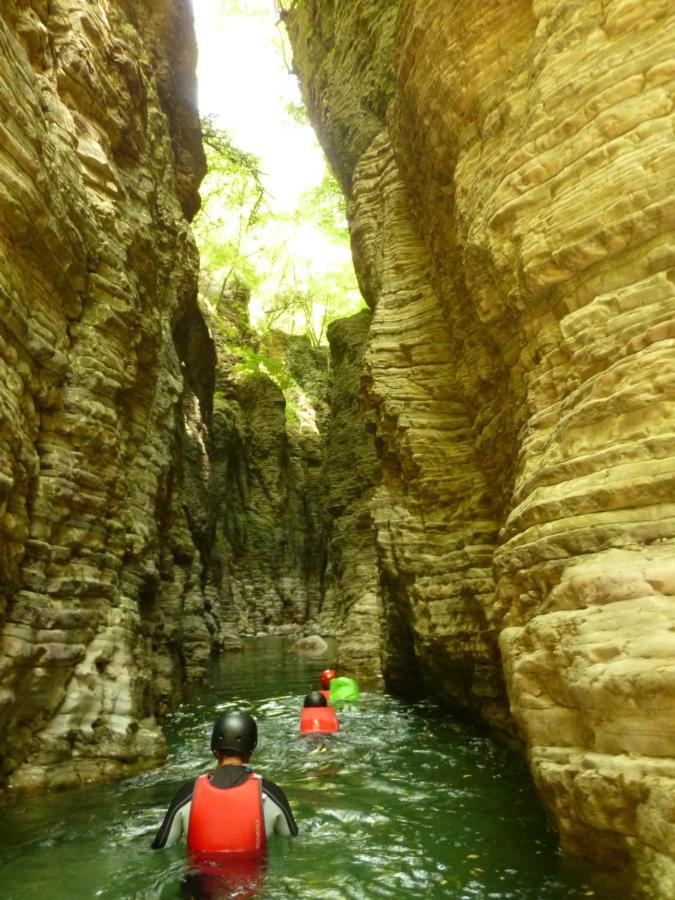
187 771 265 855
300 706 340 733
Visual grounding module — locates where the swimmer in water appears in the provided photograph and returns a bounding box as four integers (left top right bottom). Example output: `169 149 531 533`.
300 691 340 736
318 669 337 700
152 712 297 897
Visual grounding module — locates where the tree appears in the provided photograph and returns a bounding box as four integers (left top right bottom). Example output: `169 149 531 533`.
194 118 364 347
194 116 269 306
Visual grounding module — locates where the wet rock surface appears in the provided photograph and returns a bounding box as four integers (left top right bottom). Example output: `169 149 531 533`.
286 0 675 892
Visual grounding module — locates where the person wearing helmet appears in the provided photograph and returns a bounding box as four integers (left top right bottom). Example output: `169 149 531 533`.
305 690 328 708
300 690 340 734
319 668 336 700
151 711 298 853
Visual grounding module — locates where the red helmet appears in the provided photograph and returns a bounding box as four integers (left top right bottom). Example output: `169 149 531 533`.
320 669 337 689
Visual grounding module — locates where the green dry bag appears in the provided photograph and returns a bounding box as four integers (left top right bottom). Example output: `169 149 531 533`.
329 676 360 706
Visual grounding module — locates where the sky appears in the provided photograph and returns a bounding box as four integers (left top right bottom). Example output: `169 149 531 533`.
190 0 362 338
192 0 326 209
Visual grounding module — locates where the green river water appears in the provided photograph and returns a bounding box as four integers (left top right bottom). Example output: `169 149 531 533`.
0 637 631 899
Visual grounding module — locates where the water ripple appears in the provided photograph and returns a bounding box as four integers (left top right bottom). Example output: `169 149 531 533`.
0 637 632 899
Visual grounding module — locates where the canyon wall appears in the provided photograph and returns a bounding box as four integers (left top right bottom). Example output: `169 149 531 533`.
204 295 382 668
207 295 331 640
0 0 215 791
287 0 675 893
321 309 382 677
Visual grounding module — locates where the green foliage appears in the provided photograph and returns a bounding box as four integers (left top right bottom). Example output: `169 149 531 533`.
233 346 295 392
195 107 364 349
259 248 364 348
221 0 267 15
201 116 264 193
295 171 348 240
193 0 363 437
284 398 300 426
195 117 269 302
284 101 309 126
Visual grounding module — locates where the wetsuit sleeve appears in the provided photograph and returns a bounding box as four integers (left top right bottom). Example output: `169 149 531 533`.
151 779 195 849
261 779 299 837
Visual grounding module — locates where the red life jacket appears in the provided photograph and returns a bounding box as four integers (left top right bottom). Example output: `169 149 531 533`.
187 771 265 855
318 689 330 701
300 706 340 733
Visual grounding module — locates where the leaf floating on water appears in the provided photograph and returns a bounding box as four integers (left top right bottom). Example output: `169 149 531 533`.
466 853 479 860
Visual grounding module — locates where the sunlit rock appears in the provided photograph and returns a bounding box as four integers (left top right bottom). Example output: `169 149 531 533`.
286 0 675 891
321 310 382 678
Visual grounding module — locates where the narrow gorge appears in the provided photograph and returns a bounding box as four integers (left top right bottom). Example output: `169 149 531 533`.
0 1 674 897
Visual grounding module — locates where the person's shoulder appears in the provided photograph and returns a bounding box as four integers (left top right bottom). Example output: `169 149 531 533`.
169 776 198 807
260 777 291 805
259 775 298 835
259 775 284 792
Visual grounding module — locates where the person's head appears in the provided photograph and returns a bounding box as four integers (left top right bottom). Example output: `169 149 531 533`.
303 691 327 708
210 711 258 765
320 668 337 690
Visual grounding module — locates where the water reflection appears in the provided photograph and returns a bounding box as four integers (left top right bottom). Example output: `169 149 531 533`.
180 854 265 900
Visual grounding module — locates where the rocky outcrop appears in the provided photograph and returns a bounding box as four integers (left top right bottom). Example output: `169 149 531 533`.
354 134 507 716
287 0 675 892
204 296 383 672
206 295 330 640
0 0 213 791
321 310 382 677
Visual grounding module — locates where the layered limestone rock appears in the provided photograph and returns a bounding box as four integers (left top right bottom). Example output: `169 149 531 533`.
287 0 508 721
287 0 675 892
321 310 382 678
203 295 382 672
0 0 213 791
207 293 330 640
354 133 507 714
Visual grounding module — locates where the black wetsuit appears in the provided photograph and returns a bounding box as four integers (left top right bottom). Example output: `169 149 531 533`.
151 765 298 849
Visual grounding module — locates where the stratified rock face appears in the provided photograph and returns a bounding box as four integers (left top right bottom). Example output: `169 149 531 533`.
354 133 507 715
206 295 382 672
0 0 211 791
288 0 508 723
321 310 382 678
208 313 330 640
287 0 675 891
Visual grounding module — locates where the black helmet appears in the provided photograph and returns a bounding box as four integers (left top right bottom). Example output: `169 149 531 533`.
210 712 258 756
303 691 327 708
